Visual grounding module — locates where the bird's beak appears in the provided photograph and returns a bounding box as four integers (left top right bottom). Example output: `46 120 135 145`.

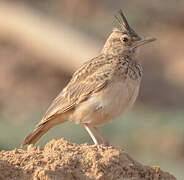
132 37 156 49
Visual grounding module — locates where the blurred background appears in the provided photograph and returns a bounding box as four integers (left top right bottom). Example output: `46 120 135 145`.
0 0 183 179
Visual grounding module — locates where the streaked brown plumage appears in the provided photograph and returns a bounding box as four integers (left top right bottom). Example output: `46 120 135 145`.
21 10 156 147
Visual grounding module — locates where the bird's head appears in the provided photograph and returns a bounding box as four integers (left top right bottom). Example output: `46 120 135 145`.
102 9 156 56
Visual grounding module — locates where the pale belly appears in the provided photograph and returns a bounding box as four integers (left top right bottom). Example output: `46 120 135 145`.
70 79 141 126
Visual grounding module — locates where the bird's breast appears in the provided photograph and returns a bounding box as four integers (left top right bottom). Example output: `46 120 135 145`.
71 78 141 126
97 78 141 119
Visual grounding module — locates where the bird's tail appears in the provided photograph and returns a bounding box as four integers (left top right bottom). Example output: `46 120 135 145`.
21 117 67 148
21 121 52 148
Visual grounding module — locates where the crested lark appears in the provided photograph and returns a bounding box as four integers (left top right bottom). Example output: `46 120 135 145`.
22 10 156 147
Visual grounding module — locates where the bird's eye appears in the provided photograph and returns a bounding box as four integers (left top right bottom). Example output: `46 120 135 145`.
122 37 129 42
120 35 130 43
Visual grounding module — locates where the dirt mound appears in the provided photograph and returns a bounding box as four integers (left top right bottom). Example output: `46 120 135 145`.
0 139 176 180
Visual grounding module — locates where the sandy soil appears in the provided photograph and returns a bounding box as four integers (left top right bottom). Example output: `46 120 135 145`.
0 138 176 180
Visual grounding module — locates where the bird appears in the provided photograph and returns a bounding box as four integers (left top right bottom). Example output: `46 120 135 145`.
21 9 156 147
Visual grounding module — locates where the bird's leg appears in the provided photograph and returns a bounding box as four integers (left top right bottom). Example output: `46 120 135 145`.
93 126 109 146
84 124 100 146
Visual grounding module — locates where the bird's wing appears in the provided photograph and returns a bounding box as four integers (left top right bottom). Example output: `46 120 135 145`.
40 54 116 123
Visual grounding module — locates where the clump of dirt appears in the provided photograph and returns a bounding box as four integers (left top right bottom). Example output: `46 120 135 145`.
0 138 176 180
